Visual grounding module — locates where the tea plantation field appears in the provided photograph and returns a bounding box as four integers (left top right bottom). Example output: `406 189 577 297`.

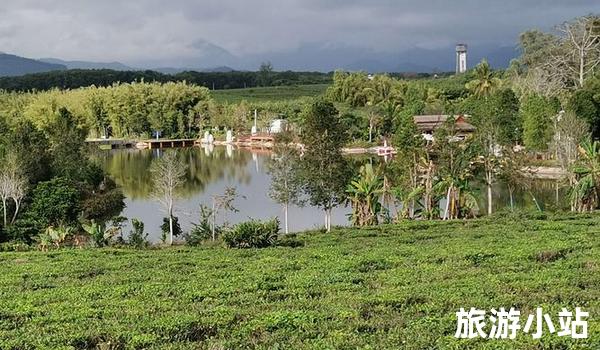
211 84 328 103
0 213 598 349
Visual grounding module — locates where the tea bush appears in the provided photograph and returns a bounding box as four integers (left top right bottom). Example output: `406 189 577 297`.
222 218 280 248
0 214 598 349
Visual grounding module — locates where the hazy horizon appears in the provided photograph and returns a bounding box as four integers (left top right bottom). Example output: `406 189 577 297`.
1 1 599 71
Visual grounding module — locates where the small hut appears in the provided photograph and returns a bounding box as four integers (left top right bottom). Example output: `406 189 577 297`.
413 115 476 140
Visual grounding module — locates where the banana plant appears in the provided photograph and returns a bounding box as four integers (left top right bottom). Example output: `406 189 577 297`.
346 163 384 226
82 220 117 247
44 226 72 248
570 140 600 212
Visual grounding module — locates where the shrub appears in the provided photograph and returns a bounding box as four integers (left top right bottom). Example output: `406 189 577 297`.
222 218 279 248
160 216 182 243
128 219 149 249
0 240 30 252
3 217 42 244
185 206 216 246
82 220 117 247
29 177 81 228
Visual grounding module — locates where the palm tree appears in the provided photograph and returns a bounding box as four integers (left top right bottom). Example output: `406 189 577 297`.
466 59 502 97
570 140 600 212
346 164 384 226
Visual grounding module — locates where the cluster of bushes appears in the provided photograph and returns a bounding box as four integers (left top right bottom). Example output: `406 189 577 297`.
0 106 127 246
222 218 280 248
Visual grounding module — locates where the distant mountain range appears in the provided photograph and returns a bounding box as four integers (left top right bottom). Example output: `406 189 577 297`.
153 66 235 74
0 53 239 77
38 58 133 71
0 42 520 77
0 53 66 76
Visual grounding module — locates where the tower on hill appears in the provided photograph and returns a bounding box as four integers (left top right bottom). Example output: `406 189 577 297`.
456 44 467 74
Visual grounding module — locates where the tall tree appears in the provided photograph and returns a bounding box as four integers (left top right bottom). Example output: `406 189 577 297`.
521 94 559 151
0 154 27 226
465 59 502 97
433 119 479 219
268 135 304 234
257 62 274 87
554 16 600 88
151 151 187 245
299 100 351 232
47 107 89 181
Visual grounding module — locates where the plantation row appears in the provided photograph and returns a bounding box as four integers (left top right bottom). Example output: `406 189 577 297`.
0 213 598 348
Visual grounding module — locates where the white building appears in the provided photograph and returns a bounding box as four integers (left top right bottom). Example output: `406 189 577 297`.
269 119 288 134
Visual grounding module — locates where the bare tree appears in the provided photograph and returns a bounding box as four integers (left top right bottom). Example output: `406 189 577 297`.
475 122 502 215
552 110 590 170
9 175 27 224
510 65 566 98
552 16 600 88
0 173 10 227
0 155 28 226
151 151 187 245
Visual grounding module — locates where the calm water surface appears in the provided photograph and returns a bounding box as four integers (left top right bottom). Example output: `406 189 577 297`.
98 146 350 241
97 146 568 242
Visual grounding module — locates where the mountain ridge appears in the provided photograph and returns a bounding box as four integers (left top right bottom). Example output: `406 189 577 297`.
0 53 66 77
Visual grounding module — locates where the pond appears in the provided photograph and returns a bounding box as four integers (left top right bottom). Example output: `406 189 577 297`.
97 146 350 242
96 146 569 242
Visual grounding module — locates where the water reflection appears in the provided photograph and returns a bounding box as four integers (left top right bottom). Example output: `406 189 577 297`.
93 146 570 241
95 146 351 241
99 146 253 200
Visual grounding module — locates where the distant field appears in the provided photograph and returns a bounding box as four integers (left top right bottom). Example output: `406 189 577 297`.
211 84 329 103
0 213 598 349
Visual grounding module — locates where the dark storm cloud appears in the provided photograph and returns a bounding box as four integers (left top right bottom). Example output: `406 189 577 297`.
0 0 598 66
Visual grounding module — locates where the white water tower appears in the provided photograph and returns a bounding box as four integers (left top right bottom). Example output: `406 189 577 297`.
456 44 467 74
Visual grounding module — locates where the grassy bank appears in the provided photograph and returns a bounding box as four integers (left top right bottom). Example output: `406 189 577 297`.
211 84 329 103
0 213 598 349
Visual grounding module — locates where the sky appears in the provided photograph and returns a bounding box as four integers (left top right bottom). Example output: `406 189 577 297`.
1 0 599 70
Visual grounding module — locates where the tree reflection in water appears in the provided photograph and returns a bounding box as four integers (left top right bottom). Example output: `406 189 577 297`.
95 146 253 199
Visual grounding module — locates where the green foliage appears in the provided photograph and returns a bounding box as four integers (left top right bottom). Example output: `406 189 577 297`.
185 205 215 246
29 177 81 228
299 100 352 219
570 140 600 211
257 62 274 87
568 88 600 138
2 217 40 244
222 218 280 248
5 121 52 184
79 176 125 222
346 164 383 226
81 220 121 247
161 216 182 242
0 215 597 348
465 59 503 97
38 225 74 250
128 218 149 249
0 69 332 92
47 107 89 180
461 89 520 144
521 94 558 151
267 144 304 208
